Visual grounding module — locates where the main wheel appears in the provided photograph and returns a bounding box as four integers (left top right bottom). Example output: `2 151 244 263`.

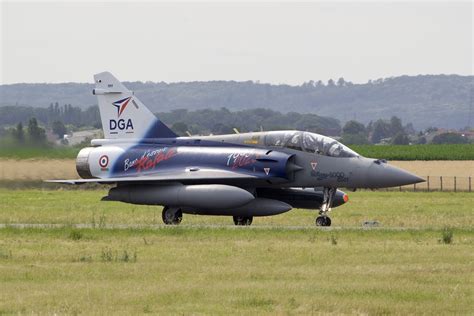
162 207 183 225
316 216 331 227
324 217 332 227
233 216 253 226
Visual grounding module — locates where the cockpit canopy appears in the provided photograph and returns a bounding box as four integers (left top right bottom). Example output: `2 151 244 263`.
264 131 359 158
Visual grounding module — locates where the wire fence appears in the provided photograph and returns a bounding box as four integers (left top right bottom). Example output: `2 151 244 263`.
390 176 472 192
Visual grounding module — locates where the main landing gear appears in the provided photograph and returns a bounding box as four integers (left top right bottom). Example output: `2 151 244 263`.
162 206 183 225
162 207 254 226
233 216 253 226
315 187 336 227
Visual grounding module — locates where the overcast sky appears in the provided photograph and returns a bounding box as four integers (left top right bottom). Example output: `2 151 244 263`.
1 1 472 85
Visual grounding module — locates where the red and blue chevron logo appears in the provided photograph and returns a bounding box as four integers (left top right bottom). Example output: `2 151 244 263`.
112 97 132 117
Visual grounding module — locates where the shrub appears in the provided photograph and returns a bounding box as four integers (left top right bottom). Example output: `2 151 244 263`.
432 133 468 144
441 227 454 244
330 234 338 245
68 230 83 241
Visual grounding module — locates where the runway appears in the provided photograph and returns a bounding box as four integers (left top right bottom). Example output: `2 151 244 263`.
0 223 425 231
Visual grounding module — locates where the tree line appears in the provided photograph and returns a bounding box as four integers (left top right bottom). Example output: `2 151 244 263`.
0 103 100 129
159 108 341 136
1 75 471 129
0 103 469 147
0 104 341 138
340 118 469 145
4 118 47 146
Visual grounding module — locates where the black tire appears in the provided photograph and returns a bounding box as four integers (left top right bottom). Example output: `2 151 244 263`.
233 216 253 226
174 210 183 224
162 207 183 225
315 216 326 226
316 216 331 227
324 217 332 227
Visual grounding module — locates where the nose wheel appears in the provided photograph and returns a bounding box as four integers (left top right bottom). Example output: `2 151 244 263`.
316 216 331 227
162 206 183 225
316 187 336 227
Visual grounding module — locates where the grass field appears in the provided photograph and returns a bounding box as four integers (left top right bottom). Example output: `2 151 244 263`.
351 144 474 160
0 145 80 159
1 189 473 228
0 189 473 314
390 160 474 177
388 161 473 192
0 159 78 180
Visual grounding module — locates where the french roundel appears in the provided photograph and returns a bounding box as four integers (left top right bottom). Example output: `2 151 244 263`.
99 155 109 168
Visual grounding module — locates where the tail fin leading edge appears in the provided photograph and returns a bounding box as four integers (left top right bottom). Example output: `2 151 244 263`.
93 72 177 139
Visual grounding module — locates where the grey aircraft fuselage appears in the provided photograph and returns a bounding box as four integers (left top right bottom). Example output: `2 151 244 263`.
200 130 423 190
70 130 424 226
50 71 425 227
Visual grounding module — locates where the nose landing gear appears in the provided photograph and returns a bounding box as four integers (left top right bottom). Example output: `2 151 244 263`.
315 216 331 227
315 187 336 227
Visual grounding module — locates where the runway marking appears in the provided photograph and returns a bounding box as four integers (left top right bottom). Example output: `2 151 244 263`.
0 223 436 231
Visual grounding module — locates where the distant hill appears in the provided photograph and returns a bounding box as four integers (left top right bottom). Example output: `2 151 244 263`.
0 75 472 129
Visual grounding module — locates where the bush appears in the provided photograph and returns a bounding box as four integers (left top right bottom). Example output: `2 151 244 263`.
68 230 83 241
341 133 369 145
440 227 453 244
101 248 137 263
391 132 410 145
432 133 468 144
330 234 338 245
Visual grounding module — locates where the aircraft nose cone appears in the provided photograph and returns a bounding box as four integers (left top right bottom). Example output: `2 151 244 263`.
367 162 425 188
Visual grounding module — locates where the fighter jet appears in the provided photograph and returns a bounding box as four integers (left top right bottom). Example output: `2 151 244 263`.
48 72 425 226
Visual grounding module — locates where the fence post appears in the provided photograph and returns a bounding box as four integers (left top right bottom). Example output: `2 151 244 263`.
469 177 472 192
427 176 430 192
399 186 402 192
440 176 443 191
454 176 457 192
414 183 416 192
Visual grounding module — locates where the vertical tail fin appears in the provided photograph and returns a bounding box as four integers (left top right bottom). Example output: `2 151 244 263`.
93 72 177 139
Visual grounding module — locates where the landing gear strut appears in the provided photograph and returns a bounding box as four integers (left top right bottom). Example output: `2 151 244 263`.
233 216 253 226
316 187 336 227
162 206 183 225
